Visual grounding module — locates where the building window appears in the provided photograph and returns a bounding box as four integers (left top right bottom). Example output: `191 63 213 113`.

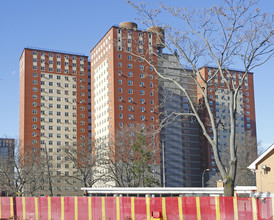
118 62 122 68
140 90 145 95
128 80 133 86
140 98 145 104
129 106 133 111
128 72 133 77
139 65 144 70
128 89 133 94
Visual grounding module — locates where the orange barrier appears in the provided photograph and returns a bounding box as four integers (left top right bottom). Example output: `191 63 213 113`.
0 196 273 219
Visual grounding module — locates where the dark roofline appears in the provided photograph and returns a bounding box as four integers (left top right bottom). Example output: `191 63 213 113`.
0 138 15 140
20 47 88 60
89 26 115 53
160 53 254 74
199 65 254 74
89 24 153 53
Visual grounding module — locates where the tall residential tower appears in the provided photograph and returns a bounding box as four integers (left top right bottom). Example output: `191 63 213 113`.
90 22 162 186
19 48 89 196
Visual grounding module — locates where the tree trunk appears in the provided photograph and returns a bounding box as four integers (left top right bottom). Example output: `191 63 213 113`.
223 176 234 197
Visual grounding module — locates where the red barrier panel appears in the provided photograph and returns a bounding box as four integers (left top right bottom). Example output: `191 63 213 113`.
105 197 115 220
119 197 132 219
51 197 62 220
38 197 49 220
165 197 180 219
1 196 274 219
91 196 103 219
237 197 254 219
134 197 148 219
181 196 198 219
219 196 234 219
77 196 90 219
257 198 273 220
0 197 12 219
150 197 162 218
199 196 217 220
63 197 74 220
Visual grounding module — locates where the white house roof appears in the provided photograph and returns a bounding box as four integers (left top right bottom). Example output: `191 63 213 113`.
248 143 274 170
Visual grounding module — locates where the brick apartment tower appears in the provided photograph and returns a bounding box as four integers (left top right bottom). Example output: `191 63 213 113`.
19 48 89 196
198 67 257 175
90 22 162 186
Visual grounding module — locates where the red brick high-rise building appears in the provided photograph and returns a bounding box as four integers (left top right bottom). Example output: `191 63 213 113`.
19 48 89 195
90 22 162 186
198 67 257 174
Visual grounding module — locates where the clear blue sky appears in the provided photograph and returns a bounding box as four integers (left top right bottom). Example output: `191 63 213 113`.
0 0 273 150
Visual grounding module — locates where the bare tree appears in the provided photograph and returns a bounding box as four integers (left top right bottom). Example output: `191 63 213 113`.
128 0 273 195
101 124 160 187
207 134 257 187
61 140 100 188
0 147 46 196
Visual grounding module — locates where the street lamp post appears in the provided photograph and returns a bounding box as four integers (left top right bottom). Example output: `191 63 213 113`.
202 169 210 187
162 143 165 187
